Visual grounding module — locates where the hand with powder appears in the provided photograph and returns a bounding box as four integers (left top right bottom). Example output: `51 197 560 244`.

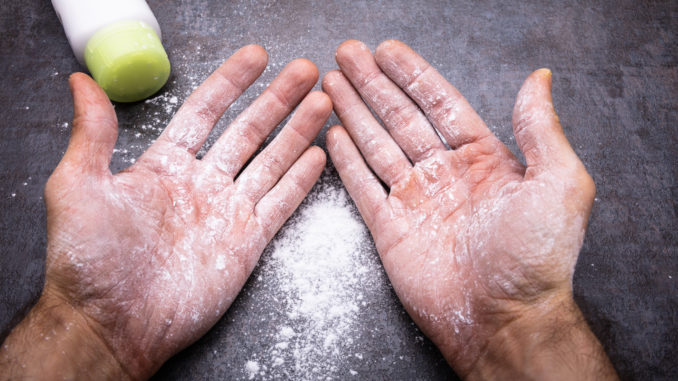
0 45 331 380
324 40 617 380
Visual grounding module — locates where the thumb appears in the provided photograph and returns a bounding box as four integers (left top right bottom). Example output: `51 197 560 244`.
512 69 581 178
59 73 118 176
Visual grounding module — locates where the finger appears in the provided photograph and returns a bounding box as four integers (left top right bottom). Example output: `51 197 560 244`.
326 125 389 229
61 73 118 175
236 91 332 203
204 58 319 178
322 70 412 187
255 146 326 240
335 40 446 162
374 40 494 149
513 69 581 177
155 44 268 154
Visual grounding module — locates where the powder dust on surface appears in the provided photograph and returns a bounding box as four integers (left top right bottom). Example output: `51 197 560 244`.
241 178 386 380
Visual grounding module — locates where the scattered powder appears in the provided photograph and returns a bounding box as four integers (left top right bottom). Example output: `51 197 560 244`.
245 360 260 379
251 180 382 379
108 86 186 165
145 91 181 117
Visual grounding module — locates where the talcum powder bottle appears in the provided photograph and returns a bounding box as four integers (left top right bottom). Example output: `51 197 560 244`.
52 0 171 102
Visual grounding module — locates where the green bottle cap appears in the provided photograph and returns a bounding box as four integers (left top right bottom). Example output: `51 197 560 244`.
84 21 170 103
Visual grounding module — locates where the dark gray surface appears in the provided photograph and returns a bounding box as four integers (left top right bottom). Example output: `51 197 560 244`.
1 0 676 380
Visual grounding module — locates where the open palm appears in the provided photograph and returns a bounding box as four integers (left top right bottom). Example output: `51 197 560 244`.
44 45 331 378
324 40 595 376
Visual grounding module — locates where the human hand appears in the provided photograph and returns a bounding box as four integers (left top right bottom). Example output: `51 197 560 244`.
324 40 616 379
0 45 330 380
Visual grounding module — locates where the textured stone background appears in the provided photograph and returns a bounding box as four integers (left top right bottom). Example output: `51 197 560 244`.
1 1 676 379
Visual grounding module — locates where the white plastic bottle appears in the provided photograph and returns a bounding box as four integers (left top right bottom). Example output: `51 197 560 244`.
52 0 171 102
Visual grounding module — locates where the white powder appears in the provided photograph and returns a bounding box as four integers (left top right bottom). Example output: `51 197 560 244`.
215 256 226 270
245 360 260 379
253 179 382 379
145 91 181 115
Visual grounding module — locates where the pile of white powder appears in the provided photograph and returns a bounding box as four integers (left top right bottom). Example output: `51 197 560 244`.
244 178 383 380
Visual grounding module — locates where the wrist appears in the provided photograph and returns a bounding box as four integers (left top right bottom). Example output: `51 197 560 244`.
0 289 131 381
464 291 618 380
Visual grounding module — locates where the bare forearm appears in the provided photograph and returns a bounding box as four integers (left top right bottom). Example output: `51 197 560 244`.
463 294 618 381
0 291 128 381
